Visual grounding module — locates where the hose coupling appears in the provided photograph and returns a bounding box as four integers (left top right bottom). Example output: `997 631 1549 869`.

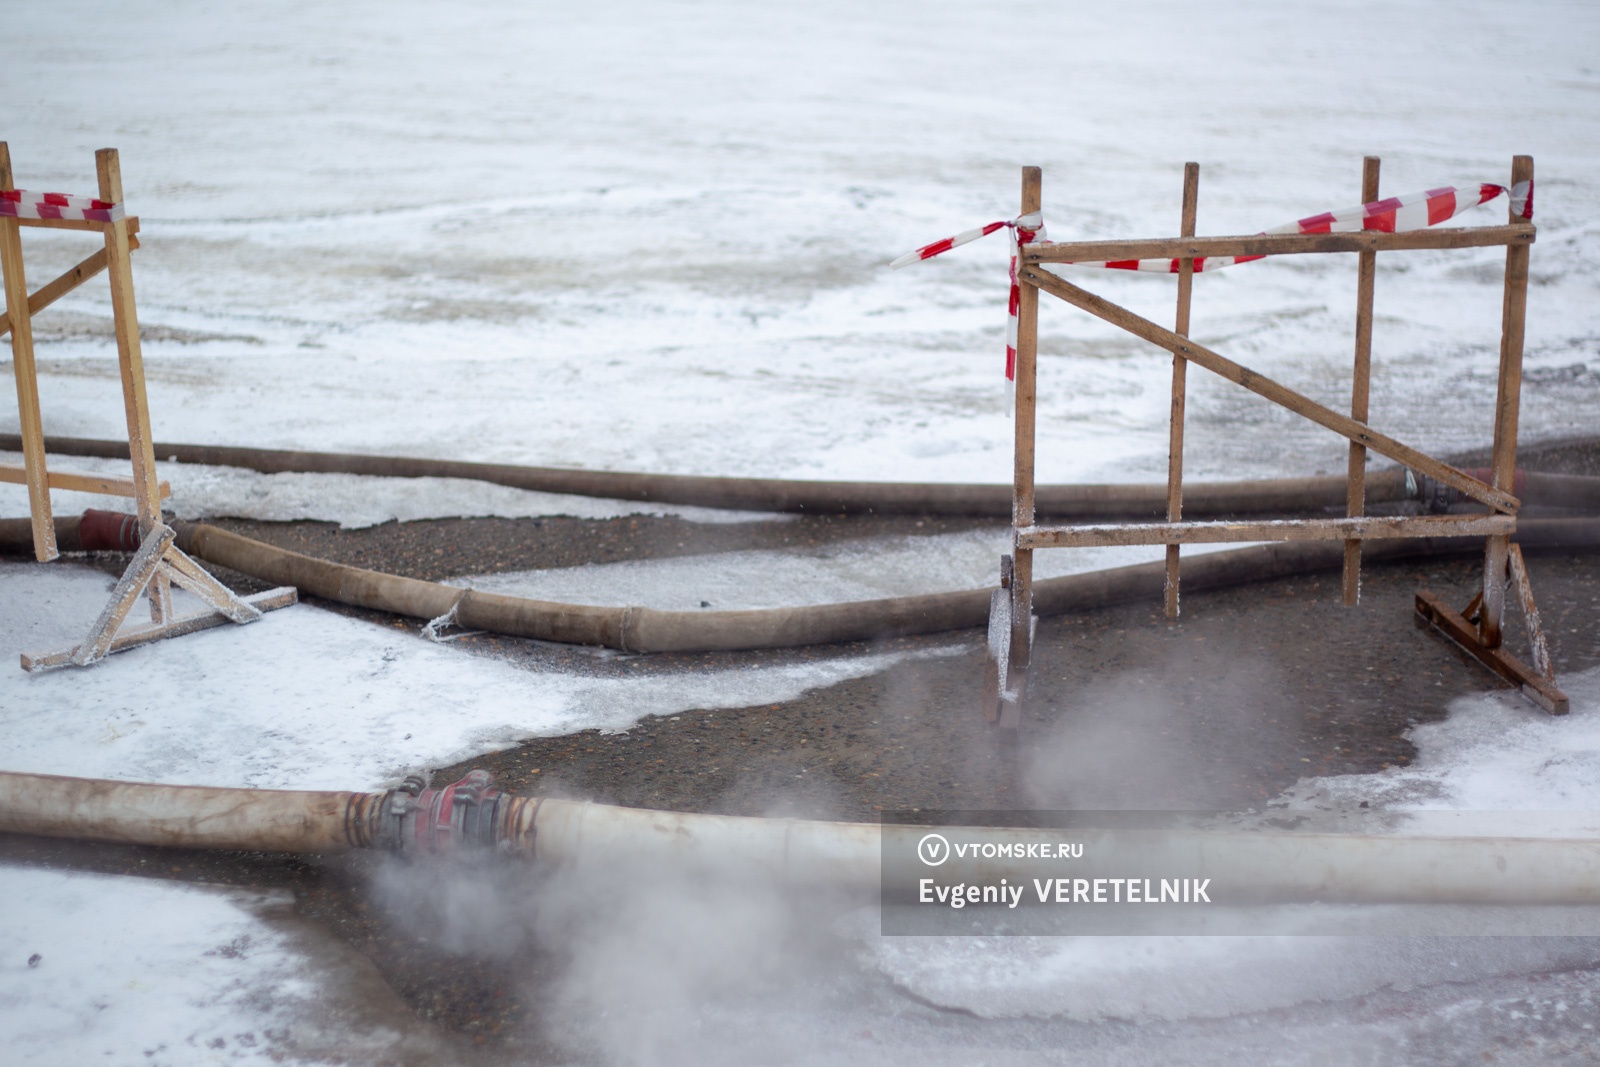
377 769 508 855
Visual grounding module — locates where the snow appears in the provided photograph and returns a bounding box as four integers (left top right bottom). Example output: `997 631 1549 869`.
1279 665 1600 832
2 0 1596 488
0 868 456 1065
0 559 951 789
2 0 1599 1061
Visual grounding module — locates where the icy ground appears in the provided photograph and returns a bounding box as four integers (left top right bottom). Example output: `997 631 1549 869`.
3 0 1600 1063
1 0 1597 487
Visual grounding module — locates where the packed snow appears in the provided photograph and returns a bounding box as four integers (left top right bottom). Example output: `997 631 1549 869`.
0 869 459 1065
3 0 1599 1063
0 559 952 789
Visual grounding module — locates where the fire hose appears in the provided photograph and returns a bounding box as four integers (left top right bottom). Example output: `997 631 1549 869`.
7 432 1600 517
5 769 1600 906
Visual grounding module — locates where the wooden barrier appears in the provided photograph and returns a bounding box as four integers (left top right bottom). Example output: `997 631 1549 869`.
982 158 1565 726
1 144 293 670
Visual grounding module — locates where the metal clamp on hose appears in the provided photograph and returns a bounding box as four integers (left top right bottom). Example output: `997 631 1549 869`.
1410 471 1460 514
377 770 506 855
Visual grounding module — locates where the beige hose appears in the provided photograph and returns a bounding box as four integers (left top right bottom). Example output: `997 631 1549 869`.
0 431 1418 517
177 517 1600 652
7 770 1600 905
3 516 1596 653
0 770 381 852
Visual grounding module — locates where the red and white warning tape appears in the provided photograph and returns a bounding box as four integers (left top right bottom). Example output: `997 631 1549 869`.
889 211 1047 392
1077 181 1533 273
0 189 126 224
890 179 1533 388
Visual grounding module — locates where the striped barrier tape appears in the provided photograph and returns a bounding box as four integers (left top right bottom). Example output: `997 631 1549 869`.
891 179 1532 387
890 211 1046 392
0 189 126 224
1079 181 1533 273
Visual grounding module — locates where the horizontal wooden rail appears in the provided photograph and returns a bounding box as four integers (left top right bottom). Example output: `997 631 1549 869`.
0 229 140 337
1017 266 1521 514
1023 223 1534 265
14 215 139 234
0 462 170 500
1018 513 1515 550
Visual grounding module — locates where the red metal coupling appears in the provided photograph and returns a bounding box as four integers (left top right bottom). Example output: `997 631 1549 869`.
79 509 143 552
377 770 506 855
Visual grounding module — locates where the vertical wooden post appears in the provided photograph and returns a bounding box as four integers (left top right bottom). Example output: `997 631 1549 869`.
0 142 58 562
1343 156 1381 606
1163 163 1200 618
1480 154 1533 649
1009 166 1043 693
97 148 170 623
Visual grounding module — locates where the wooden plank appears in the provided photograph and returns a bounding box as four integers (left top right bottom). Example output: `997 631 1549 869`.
0 142 56 562
1481 534 1509 649
0 462 170 499
1415 590 1567 715
1017 265 1522 514
1010 166 1042 687
1344 156 1381 605
1164 163 1199 618
1023 223 1534 265
15 215 139 233
160 545 263 623
0 236 140 338
1482 155 1535 649
981 587 1011 723
69 523 174 666
1507 543 1553 681
22 587 297 672
98 147 170 623
1017 513 1515 550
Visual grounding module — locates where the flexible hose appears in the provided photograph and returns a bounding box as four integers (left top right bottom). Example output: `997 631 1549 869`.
6 770 1600 906
0 431 1428 517
177 517 1600 651
3 515 1596 653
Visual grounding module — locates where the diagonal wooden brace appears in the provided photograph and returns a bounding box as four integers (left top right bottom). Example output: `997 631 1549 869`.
69 523 175 666
1019 266 1521 514
160 543 263 624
